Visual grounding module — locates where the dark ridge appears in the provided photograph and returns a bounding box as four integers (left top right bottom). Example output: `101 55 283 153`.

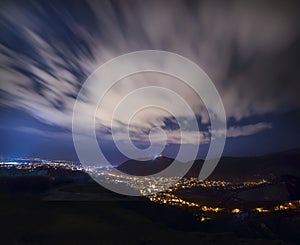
116 156 181 176
185 148 300 181
116 148 300 180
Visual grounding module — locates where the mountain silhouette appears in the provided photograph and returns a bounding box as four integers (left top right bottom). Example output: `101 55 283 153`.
117 149 300 180
117 156 183 176
186 148 300 181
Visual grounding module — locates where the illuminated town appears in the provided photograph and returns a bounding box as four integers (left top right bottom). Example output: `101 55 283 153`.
1 158 299 223
0 159 82 171
146 182 300 222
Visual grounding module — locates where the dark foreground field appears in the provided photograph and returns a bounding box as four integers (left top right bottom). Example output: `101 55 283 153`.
0 180 300 244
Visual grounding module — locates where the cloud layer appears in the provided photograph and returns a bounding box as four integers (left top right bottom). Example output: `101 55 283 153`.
1 0 299 146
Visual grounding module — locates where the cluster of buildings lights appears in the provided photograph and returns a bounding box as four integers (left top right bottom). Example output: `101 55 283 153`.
1 158 300 221
146 178 300 222
148 191 300 219
0 159 82 171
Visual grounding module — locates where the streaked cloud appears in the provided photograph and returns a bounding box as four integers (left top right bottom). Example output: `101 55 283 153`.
227 122 272 138
0 0 299 145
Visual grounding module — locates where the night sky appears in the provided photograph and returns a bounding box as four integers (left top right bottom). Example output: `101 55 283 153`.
0 0 300 164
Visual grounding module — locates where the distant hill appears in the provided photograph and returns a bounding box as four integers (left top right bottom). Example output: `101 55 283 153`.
187 148 300 181
116 156 182 176
117 149 300 181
